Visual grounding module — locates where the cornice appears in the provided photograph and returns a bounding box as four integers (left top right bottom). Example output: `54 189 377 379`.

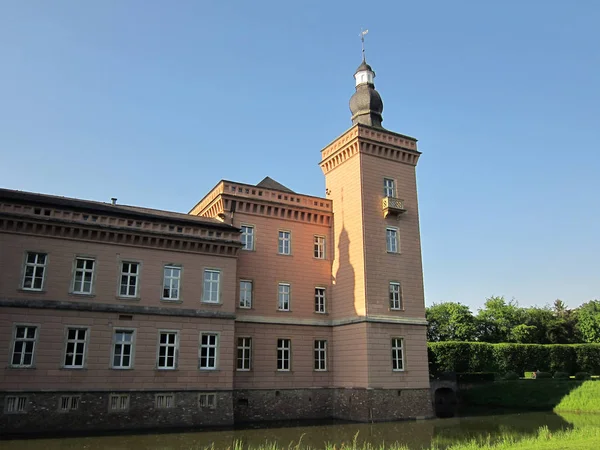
235 314 428 327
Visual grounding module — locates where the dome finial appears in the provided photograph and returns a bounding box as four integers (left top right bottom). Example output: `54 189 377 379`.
359 29 369 62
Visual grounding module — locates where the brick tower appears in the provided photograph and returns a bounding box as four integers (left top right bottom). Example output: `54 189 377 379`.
320 56 432 420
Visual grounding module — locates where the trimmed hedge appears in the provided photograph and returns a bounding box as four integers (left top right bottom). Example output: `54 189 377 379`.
428 342 600 376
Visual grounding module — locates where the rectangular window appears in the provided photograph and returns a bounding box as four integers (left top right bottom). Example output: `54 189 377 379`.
109 394 130 411
157 331 178 369
241 225 255 251
119 262 139 297
72 258 95 294
314 340 327 371
22 252 47 291
237 337 252 371
392 338 405 371
277 338 291 371
278 283 290 311
386 227 399 253
278 230 291 255
200 333 218 369
162 265 181 300
315 287 326 314
64 328 87 368
112 330 134 369
11 325 37 367
384 178 395 197
239 280 253 309
202 269 220 303
389 282 402 310
198 393 217 409
155 393 175 409
5 396 27 414
314 235 326 259
59 396 80 412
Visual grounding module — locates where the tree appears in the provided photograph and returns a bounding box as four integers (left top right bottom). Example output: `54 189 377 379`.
426 302 477 342
476 296 526 343
576 300 600 343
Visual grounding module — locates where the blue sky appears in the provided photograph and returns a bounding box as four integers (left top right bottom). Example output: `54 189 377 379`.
1 1 599 310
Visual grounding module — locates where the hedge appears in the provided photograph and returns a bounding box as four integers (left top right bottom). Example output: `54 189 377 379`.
428 342 600 376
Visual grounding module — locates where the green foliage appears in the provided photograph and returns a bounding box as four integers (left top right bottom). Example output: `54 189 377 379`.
456 372 497 383
426 302 477 342
503 371 519 380
575 372 592 380
577 301 600 343
553 371 570 379
428 342 600 376
534 371 552 379
555 380 600 413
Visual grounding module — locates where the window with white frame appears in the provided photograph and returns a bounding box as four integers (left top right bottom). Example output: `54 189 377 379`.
112 330 134 369
314 235 326 259
64 328 87 368
392 337 405 371
11 325 37 367
384 178 396 197
109 394 130 411
314 340 327 371
119 262 139 297
389 282 402 310
237 337 252 371
239 280 252 309
162 265 181 300
157 331 178 369
198 393 216 409
277 338 291 371
5 396 27 414
386 227 399 253
241 225 255 251
72 258 95 294
22 252 47 291
200 333 218 369
278 283 290 311
59 395 80 412
202 269 220 303
315 287 326 313
155 393 175 409
278 230 291 255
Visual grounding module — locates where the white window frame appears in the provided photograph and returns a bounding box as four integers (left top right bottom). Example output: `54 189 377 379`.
384 177 396 197
111 329 135 369
199 333 219 370
22 252 47 291
239 280 253 309
278 283 291 311
315 287 326 314
58 395 81 412
108 393 130 412
386 227 399 253
314 340 327 371
278 230 291 255
118 261 140 298
4 396 28 414
392 337 405 372
241 225 255 251
10 324 38 368
237 337 252 371
389 282 402 310
277 338 291 371
155 393 175 409
198 393 217 409
314 235 326 259
71 257 95 295
202 269 221 303
157 330 179 370
162 265 181 301
63 327 89 369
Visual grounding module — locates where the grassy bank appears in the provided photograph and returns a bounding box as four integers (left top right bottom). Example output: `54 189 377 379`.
555 381 600 413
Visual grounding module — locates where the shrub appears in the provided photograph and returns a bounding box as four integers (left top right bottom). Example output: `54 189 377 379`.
503 371 519 380
554 371 570 379
575 372 592 380
456 372 496 383
535 371 553 379
524 371 536 379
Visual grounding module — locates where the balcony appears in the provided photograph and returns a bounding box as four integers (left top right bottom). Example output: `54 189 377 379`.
382 197 406 218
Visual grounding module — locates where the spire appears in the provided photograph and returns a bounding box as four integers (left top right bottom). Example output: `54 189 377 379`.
349 30 384 128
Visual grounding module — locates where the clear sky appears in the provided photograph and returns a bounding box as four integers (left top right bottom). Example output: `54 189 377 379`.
1 1 599 311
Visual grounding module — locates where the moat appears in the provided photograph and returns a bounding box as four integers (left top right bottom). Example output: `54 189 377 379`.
1 411 592 449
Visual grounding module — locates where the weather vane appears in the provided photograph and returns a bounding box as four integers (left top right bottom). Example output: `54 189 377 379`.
359 29 369 62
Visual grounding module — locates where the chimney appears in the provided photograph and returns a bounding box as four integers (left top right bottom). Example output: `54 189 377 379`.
111 198 117 205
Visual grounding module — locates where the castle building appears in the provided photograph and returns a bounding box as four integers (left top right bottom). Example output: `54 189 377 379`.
0 57 432 434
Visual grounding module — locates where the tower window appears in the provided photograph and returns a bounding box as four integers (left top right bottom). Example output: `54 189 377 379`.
389 282 402 310
315 287 326 313
277 338 291 371
278 283 291 311
384 178 395 197
386 227 399 253
314 235 326 259
314 340 327 371
392 338 405 371
22 252 47 291
278 230 291 255
239 280 253 309
241 225 255 251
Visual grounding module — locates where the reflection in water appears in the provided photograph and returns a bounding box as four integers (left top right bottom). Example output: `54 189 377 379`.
3 412 600 450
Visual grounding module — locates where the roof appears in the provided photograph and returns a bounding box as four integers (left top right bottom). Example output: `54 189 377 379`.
256 177 295 193
0 188 237 230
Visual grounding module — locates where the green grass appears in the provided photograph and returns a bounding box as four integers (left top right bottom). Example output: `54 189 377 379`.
555 381 600 413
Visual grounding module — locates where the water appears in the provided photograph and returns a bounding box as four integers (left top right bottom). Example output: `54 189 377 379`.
1 411 597 449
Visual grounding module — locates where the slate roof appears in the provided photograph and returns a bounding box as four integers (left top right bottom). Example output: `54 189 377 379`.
255 177 295 194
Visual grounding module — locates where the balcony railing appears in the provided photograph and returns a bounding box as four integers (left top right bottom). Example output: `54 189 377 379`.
382 197 406 218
